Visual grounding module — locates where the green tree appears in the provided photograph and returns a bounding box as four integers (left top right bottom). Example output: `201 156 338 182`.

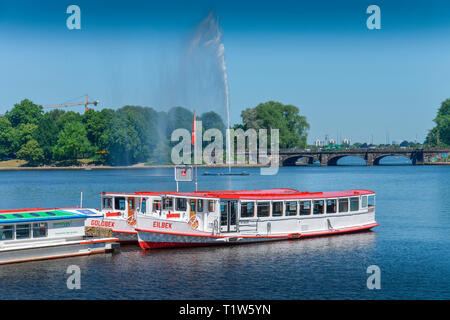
106 106 159 165
5 99 43 127
150 111 172 164
425 127 439 146
241 108 263 130
53 121 93 161
83 109 114 148
165 106 194 136
0 117 14 158
426 98 450 146
16 139 45 166
11 123 38 155
33 113 59 162
46 109 66 123
201 111 226 134
240 101 310 149
55 111 83 130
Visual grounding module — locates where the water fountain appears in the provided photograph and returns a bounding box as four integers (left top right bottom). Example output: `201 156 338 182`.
189 12 232 173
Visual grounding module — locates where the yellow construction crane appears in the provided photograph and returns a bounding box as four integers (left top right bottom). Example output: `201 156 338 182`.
44 94 99 112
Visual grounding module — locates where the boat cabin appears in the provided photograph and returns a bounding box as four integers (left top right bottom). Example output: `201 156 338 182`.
132 189 375 235
0 208 104 245
99 192 155 219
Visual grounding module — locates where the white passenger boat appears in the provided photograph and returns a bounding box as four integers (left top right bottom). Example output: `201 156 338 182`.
0 207 119 265
133 188 378 249
85 191 163 244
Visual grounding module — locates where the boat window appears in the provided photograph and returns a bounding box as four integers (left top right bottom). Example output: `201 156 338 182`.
16 224 31 239
208 200 215 212
241 202 255 218
128 198 135 210
350 197 359 212
163 198 173 210
197 200 203 213
0 215 6 219
13 214 23 218
103 197 113 209
361 196 368 208
272 202 283 217
140 198 147 214
257 202 270 217
153 200 162 213
30 213 40 217
114 197 126 211
368 195 375 207
176 198 187 211
285 201 297 216
299 201 311 215
313 200 324 214
33 222 48 238
339 198 349 213
326 199 337 214
0 225 14 240
45 212 56 216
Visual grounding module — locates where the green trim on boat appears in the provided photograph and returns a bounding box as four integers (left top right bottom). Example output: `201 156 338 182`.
0 210 78 221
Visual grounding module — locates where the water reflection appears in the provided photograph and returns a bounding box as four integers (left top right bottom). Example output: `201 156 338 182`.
139 231 377 262
1 165 449 299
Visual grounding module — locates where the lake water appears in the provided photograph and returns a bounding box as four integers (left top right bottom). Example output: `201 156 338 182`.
0 163 449 299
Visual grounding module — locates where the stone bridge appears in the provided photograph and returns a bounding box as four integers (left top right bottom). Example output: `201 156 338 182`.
276 148 450 166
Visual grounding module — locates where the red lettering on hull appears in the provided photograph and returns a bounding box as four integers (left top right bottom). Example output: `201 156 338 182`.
90 220 115 228
152 221 173 229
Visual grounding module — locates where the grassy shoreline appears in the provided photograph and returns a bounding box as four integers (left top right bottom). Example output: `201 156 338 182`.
0 162 266 171
0 162 449 171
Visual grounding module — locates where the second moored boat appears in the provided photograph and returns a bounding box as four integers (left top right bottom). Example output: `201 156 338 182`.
86 188 377 249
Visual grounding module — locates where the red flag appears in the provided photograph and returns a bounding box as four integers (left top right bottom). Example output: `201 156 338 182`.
192 110 196 146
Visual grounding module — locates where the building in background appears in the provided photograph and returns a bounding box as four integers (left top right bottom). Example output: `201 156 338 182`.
314 139 323 147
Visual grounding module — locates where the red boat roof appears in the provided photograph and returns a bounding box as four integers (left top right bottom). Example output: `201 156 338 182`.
158 189 374 200
101 191 169 196
101 189 374 200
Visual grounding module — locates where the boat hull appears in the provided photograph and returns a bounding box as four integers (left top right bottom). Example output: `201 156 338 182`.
85 217 138 244
112 230 138 244
136 222 378 250
0 237 119 265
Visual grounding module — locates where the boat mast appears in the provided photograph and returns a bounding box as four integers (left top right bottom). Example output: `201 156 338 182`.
193 109 198 192
195 165 198 192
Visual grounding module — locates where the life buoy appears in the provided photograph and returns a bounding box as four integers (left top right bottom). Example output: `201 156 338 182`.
127 214 136 226
188 215 199 230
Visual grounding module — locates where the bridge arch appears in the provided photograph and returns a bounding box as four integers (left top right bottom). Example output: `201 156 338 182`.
282 155 316 166
373 154 412 165
327 155 366 166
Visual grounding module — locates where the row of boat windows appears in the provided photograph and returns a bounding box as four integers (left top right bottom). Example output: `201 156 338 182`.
102 195 374 217
102 197 216 213
240 196 374 218
103 197 140 211
151 198 215 213
0 223 48 241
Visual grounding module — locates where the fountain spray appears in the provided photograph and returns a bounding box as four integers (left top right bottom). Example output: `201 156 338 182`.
190 12 232 172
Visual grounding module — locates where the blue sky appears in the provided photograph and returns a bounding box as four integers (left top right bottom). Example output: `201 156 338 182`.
1 0 450 144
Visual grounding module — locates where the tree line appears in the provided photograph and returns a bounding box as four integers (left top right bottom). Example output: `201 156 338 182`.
426 98 450 147
0 100 310 166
